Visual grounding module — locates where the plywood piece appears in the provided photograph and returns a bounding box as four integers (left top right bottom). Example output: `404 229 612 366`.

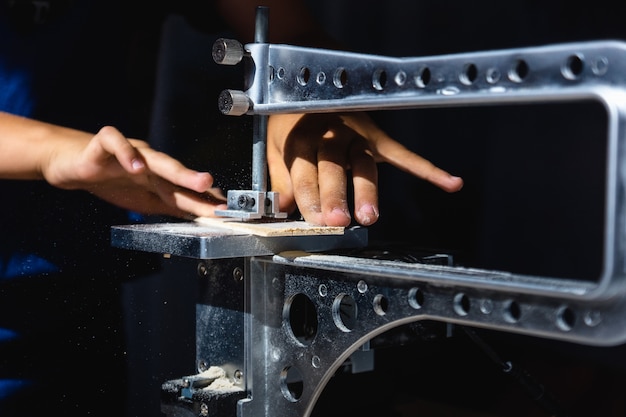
194 216 344 237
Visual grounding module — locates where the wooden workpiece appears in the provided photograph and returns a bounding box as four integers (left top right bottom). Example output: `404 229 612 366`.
194 216 345 237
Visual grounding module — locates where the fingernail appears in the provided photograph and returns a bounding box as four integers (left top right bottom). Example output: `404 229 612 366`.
332 207 351 218
357 204 379 226
450 175 464 191
131 158 145 170
326 207 351 227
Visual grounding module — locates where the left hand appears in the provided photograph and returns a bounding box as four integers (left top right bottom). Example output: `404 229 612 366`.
267 112 463 227
44 126 227 219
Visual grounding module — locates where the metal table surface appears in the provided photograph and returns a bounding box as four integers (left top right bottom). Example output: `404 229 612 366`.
111 221 368 260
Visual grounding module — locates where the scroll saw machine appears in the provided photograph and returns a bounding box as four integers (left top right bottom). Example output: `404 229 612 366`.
112 6 626 417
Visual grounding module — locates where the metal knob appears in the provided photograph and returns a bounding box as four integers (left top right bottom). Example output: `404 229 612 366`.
212 38 244 65
218 90 251 116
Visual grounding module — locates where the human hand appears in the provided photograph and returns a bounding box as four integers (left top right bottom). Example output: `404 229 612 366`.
267 112 463 227
44 126 227 219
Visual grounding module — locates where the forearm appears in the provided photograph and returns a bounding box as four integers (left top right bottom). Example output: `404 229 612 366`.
0 111 89 181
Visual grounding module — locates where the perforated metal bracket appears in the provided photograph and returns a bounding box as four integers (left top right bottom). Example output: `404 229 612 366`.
213 38 626 299
219 39 626 115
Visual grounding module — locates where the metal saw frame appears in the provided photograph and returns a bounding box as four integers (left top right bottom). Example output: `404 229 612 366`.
112 7 626 417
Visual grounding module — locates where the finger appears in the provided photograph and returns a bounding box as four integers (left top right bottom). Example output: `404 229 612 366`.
268 143 297 214
207 187 226 201
91 126 146 174
349 140 379 226
288 141 324 226
337 113 464 192
93 127 216 193
97 185 227 219
148 176 228 218
169 191 228 218
136 146 215 194
96 186 191 218
317 132 351 227
376 138 464 192
290 158 323 225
